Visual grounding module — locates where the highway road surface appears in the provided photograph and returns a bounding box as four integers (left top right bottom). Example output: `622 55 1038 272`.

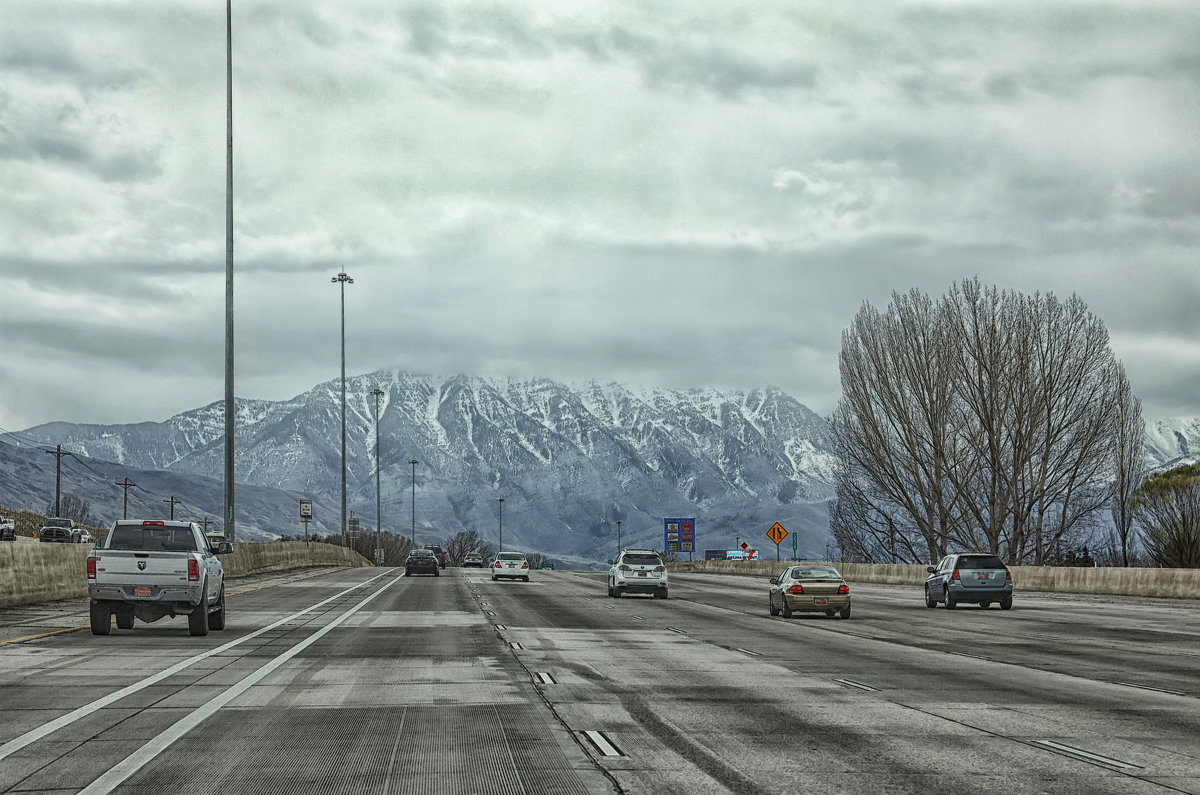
1 566 1198 794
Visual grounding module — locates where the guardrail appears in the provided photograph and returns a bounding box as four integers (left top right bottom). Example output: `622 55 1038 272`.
0 541 372 609
668 560 1200 599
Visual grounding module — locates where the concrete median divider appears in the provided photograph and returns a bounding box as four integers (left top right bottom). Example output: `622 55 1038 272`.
0 541 371 609
668 559 1200 599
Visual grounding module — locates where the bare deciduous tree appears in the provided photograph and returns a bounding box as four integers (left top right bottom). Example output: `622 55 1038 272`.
1110 366 1144 567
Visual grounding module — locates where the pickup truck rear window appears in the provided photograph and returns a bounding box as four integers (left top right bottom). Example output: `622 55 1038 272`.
109 526 199 552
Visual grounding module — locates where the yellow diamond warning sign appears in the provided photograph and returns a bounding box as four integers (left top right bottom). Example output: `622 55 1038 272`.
766 522 788 545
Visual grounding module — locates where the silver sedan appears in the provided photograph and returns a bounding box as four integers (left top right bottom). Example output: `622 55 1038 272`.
768 565 851 619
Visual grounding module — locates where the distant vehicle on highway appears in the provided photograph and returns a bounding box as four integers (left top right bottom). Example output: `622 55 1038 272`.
426 544 448 568
608 549 668 598
76 529 94 545
925 553 1013 610
38 518 76 543
405 548 440 576
768 565 851 619
492 552 530 582
0 516 15 541
462 552 485 567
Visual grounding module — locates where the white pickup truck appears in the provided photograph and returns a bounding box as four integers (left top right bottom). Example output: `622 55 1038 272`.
87 519 232 636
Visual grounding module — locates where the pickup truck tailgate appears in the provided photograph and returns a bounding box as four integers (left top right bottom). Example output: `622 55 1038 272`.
94 551 193 588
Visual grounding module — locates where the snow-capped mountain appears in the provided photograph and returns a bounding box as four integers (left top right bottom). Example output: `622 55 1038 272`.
1144 417 1200 470
11 372 838 560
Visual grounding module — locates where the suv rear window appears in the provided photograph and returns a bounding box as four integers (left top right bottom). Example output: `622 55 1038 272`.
957 555 1006 570
621 553 662 565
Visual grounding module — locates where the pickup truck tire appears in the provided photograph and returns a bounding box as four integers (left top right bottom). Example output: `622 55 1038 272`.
90 601 111 635
116 609 134 630
208 587 226 631
188 585 210 637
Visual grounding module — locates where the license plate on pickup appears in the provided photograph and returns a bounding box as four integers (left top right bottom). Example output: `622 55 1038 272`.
814 598 828 606
133 586 153 597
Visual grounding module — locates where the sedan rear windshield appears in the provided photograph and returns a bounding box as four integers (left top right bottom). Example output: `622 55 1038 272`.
791 567 841 579
957 555 1006 570
409 550 435 557
622 553 662 565
499 553 525 561
108 525 198 552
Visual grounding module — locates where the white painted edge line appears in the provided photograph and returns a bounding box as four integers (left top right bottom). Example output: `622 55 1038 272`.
665 626 687 634
734 648 761 656
510 642 523 650
833 678 878 692
581 730 623 757
535 672 556 685
0 569 395 763
79 571 402 795
1031 740 1141 770
485 611 497 616
1117 682 1187 696
948 651 988 660
631 616 645 621
494 624 507 630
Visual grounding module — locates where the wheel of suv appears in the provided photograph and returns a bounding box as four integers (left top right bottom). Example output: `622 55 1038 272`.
1000 594 1013 610
607 584 614 597
655 589 667 599
979 601 991 609
925 585 937 608
434 569 440 577
90 601 111 635
944 588 957 610
188 586 210 636
613 586 623 598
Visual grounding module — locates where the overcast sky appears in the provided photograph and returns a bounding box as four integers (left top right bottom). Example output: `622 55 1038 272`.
2 1 1198 432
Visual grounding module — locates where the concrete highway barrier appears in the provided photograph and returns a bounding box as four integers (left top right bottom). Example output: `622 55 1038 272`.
0 541 372 609
669 559 1200 599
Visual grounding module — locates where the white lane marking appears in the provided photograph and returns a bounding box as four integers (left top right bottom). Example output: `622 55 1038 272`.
833 678 879 692
734 648 761 656
1031 739 1141 770
510 642 523 650
948 651 988 660
485 611 496 616
494 624 507 630
535 672 556 685
631 616 645 621
1117 682 1187 696
80 571 401 794
665 626 686 634
0 570 394 763
581 730 623 757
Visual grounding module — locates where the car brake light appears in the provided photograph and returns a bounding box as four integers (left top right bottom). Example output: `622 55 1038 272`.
618 564 631 571
188 559 200 581
521 562 529 569
1005 567 1012 581
87 556 97 579
788 584 804 594
838 584 849 595
143 520 165 526
951 568 960 582
495 561 503 568
653 565 665 572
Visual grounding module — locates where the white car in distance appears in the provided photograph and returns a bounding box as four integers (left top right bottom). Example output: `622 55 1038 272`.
492 552 530 581
608 548 668 598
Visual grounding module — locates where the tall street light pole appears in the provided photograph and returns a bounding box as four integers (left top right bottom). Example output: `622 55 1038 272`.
331 272 354 545
371 387 385 567
498 498 504 553
616 520 622 560
409 459 419 546
223 0 236 543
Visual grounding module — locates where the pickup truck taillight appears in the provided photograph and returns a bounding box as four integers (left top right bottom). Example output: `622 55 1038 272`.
87 556 97 579
188 559 200 581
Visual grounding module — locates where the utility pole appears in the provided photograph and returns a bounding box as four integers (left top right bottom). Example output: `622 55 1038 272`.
616 520 622 561
371 387 385 567
498 497 504 553
115 477 137 519
223 0 236 544
409 459 419 546
163 496 182 520
200 516 214 533
331 271 354 545
45 444 73 517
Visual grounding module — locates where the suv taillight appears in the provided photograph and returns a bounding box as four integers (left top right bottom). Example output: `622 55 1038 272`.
653 565 665 572
950 568 960 582
838 584 849 595
188 559 200 582
87 556 97 579
1005 567 1012 581
788 584 804 594
618 564 631 571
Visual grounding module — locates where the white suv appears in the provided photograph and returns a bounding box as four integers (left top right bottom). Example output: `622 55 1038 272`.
608 549 668 598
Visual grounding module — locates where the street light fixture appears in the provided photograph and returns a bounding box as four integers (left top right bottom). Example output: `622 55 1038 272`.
371 387 385 567
409 459 419 546
498 498 504 553
331 271 354 545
